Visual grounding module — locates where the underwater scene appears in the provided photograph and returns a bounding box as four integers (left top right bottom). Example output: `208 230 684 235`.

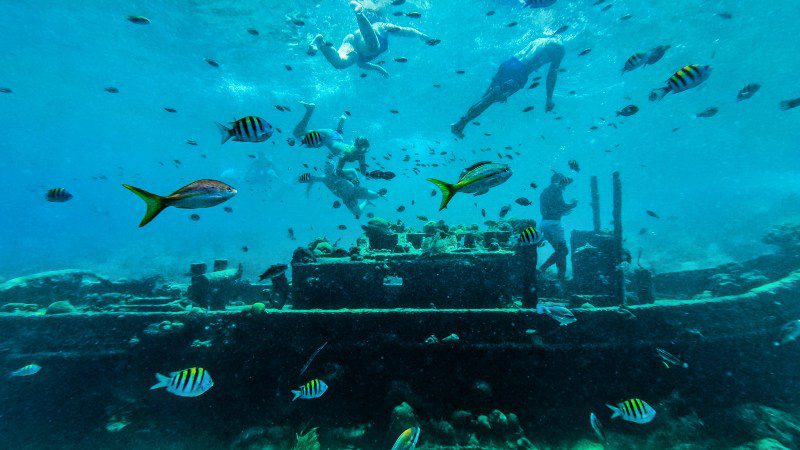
2 0 800 448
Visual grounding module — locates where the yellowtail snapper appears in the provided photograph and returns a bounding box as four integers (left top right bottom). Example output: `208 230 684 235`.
427 162 512 211
292 379 328 401
217 116 273 144
122 179 237 227
46 187 73 202
392 427 421 450
150 367 213 397
607 398 656 424
9 364 41 377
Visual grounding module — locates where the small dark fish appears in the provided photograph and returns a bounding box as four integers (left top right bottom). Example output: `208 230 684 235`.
285 65 292 71
486 10 495 16
392 11 403 17
164 107 177 113
247 28 259 36
779 98 800 111
127 16 150 25
288 228 296 240
507 22 518 27
430 190 437 197
204 58 220 68
259 264 288 281
46 188 73 202
696 107 719 118
397 205 406 212
190 214 200 221
455 70 465 75
333 201 341 209
223 206 233 213
515 197 532 206
378 188 388 196
0 87 12 94
287 138 296 146
417 215 428 221
104 86 119 93
601 4 612 11
553 25 569 35
620 14 633 21
568 160 580 172
499 205 511 218
616 105 639 117
338 224 347 230
389 109 399 114
291 19 305 26
344 110 352 116
528 82 540 89
522 106 534 112
241 246 249 252
391 0 405 5
717 12 733 19
579 48 591 56
299 341 328 376
406 12 422 18
646 210 660 219
426 39 441 46
481 209 486 217
646 45 670 65
184 139 197 146
639 228 647 235
737 83 760 101
530 182 538 189
593 0 605 4
367 212 375 218
275 105 285 112
394 57 408 63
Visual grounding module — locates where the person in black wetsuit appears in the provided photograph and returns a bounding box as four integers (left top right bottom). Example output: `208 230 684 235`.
539 172 577 280
451 36 565 138
311 1 437 78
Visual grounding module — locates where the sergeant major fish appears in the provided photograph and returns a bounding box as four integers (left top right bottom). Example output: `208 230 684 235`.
650 64 713 101
150 367 213 397
607 398 656 424
292 379 328 400
392 427 421 450
217 116 273 144
427 161 512 211
122 179 237 227
46 187 73 202
518 226 545 246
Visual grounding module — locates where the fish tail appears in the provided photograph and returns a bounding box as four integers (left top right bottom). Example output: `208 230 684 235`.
150 373 171 390
122 184 168 227
291 390 302 401
216 122 232 144
427 178 457 211
649 87 670 102
606 404 621 419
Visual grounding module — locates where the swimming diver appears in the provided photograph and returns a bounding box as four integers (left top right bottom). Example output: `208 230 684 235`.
293 102 370 175
303 162 382 219
538 172 577 280
311 1 439 78
451 36 565 138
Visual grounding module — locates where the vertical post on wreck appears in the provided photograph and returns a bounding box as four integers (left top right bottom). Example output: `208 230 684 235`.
590 176 600 233
612 172 625 305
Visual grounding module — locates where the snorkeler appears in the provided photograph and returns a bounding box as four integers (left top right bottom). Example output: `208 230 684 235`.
293 102 370 175
303 162 382 219
451 36 565 138
311 1 439 78
538 172 577 280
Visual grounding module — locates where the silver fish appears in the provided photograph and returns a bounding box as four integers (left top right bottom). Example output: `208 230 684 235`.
9 364 41 377
777 320 800 345
536 302 577 326
655 348 688 369
590 412 605 442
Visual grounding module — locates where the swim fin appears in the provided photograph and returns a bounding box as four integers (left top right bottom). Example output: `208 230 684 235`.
427 178 457 211
122 184 168 227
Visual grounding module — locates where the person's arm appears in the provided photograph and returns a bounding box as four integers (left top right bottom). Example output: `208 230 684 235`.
357 60 389 78
336 157 346 174
358 155 368 175
336 114 346 134
385 23 431 42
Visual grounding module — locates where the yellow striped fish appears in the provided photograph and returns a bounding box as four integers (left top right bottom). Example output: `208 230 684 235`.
650 64 712 101
298 173 312 183
150 367 214 397
607 398 656 424
391 427 421 450
622 52 646 73
519 226 545 246
216 116 273 144
301 130 324 148
46 187 73 202
292 379 328 401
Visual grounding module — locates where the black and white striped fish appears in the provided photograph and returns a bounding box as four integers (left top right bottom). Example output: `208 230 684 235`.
650 64 712 101
607 398 656 424
46 187 73 202
292 379 328 401
519 226 545 246
217 116 273 144
298 173 312 183
622 52 647 74
150 367 214 397
301 130 324 148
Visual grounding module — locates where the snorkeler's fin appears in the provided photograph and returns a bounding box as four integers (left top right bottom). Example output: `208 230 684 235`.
648 87 671 102
215 122 233 144
149 373 171 390
427 178 457 211
122 184 168 227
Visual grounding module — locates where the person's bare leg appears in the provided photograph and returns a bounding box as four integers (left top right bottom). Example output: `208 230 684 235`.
451 90 498 138
314 35 357 70
351 1 380 52
293 102 315 139
336 114 346 134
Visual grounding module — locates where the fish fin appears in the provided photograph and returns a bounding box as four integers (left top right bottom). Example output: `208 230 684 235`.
150 373 171 390
649 87 670 102
427 178 457 211
216 122 232 144
606 404 621 419
122 184 168 227
291 390 302 401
